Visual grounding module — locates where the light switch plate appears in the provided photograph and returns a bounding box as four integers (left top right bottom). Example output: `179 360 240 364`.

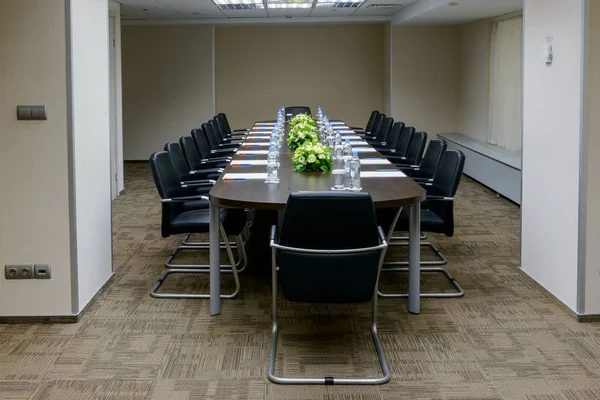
17 105 47 120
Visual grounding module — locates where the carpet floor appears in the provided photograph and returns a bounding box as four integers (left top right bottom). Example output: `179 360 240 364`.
1 163 599 400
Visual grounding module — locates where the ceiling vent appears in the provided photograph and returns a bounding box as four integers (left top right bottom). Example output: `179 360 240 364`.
368 4 401 8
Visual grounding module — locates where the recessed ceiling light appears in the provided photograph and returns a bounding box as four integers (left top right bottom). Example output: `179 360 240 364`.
267 0 312 8
448 2 459 6
315 1 364 8
212 0 264 10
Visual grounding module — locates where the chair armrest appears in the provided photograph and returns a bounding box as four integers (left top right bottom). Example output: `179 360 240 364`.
202 157 231 164
162 195 209 203
218 143 239 149
269 225 277 245
181 179 215 188
398 165 419 171
426 195 454 201
211 148 237 155
386 156 407 163
189 168 224 175
232 128 250 132
350 126 364 130
377 226 387 245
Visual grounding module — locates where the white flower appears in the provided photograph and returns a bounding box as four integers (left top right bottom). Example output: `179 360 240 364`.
318 154 325 159
307 154 317 163
298 132 306 139
298 156 306 165
314 146 323 154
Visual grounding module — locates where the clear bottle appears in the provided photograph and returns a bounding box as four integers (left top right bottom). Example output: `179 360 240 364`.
331 157 345 191
349 151 361 191
343 138 353 160
335 131 342 147
266 146 279 183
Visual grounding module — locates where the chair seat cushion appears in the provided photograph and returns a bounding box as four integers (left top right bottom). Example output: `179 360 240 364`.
377 207 445 235
170 208 247 236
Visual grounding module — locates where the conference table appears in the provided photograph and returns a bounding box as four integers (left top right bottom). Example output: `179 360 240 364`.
207 120 426 316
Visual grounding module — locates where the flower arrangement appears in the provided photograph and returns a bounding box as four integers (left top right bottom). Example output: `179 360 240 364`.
289 113 317 129
292 142 333 172
287 123 319 150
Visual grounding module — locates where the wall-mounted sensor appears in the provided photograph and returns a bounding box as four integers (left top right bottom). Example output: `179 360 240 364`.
542 44 553 64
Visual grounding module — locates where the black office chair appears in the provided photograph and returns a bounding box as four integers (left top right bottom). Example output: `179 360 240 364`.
149 151 248 299
285 106 312 120
365 117 394 146
206 119 241 149
216 113 249 136
268 192 390 385
164 142 223 182
386 131 427 166
399 139 447 182
372 121 405 153
350 110 379 133
191 129 235 164
377 150 466 298
358 113 384 139
202 122 240 154
377 125 415 157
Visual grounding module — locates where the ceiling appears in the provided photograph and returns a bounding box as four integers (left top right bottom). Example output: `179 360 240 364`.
393 0 523 25
118 0 523 23
118 0 416 20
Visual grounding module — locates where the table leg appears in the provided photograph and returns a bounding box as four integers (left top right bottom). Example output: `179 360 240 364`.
209 201 221 316
408 203 421 314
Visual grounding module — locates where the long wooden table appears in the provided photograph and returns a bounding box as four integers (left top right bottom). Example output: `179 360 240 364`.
208 121 426 315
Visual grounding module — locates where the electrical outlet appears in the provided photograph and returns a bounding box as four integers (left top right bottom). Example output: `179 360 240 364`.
5 265 34 280
34 264 51 279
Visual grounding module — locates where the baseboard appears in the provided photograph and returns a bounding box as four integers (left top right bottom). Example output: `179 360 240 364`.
0 272 115 324
124 160 148 163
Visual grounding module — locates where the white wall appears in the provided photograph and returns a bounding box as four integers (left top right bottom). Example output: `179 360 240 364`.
69 0 113 311
521 0 584 312
0 0 73 316
457 19 491 143
583 0 600 315
122 25 214 160
110 0 124 193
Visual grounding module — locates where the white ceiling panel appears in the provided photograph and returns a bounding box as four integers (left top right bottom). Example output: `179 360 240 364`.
353 0 414 16
309 6 356 17
267 7 312 17
159 0 225 18
221 8 270 18
120 0 183 20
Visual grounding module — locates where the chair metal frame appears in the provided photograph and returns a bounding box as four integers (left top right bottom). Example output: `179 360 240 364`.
151 197 244 299
379 203 464 299
268 225 390 385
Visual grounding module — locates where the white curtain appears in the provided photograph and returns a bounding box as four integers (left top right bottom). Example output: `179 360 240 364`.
488 17 523 152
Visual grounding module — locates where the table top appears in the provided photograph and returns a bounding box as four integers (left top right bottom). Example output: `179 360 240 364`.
209 121 426 210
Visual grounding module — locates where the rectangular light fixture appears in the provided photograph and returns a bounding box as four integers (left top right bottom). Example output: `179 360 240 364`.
315 0 364 7
213 0 264 10
267 0 313 8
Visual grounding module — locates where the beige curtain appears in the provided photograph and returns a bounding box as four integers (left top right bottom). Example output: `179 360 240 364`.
488 16 523 152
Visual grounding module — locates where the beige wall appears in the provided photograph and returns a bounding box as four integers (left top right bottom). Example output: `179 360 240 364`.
390 26 459 135
383 23 391 116
0 0 73 315
584 0 600 315
122 25 214 160
457 19 491 143
215 24 384 129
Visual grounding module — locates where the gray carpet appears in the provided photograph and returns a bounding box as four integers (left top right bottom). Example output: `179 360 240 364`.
1 163 599 400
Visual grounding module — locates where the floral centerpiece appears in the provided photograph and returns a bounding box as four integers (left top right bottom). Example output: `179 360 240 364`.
287 123 319 150
289 113 317 129
292 142 333 172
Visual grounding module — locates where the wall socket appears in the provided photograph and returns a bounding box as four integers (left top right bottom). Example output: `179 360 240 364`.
5 264 51 280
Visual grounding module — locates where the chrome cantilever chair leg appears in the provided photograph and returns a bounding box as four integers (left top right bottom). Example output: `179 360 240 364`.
268 248 391 385
151 223 241 299
380 209 463 298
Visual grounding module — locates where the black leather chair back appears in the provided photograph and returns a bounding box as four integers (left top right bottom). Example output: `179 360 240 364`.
365 110 379 133
277 192 383 303
202 121 220 149
394 126 415 156
179 136 204 170
191 128 212 159
374 117 394 142
369 114 384 138
217 113 232 135
404 131 427 165
164 142 191 179
384 122 405 150
149 151 191 238
214 115 229 139
285 106 312 118
418 139 447 180
209 119 226 142
430 149 465 198
427 150 465 237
